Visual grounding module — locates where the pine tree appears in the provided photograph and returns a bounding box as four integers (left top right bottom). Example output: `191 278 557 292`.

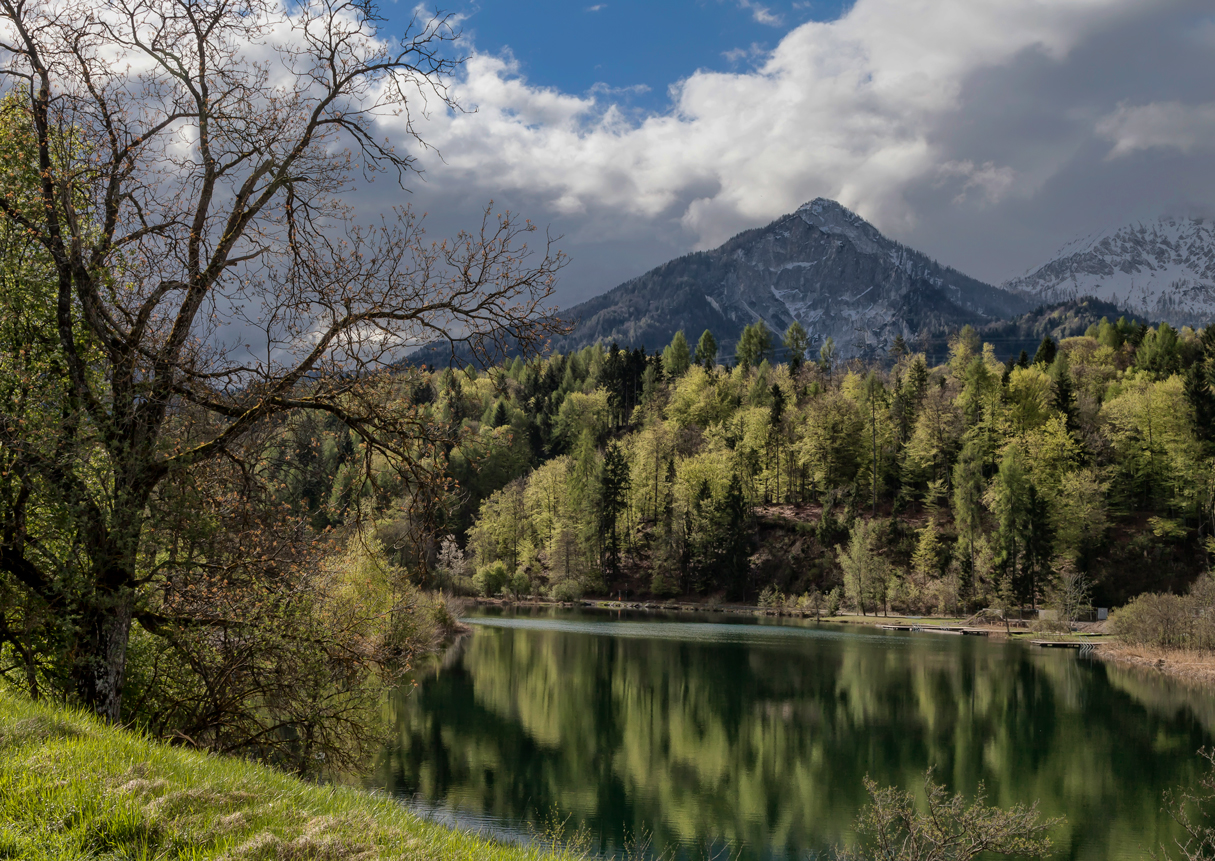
783 321 810 373
1048 352 1078 432
951 442 985 596
600 441 630 578
912 518 944 579
717 473 753 600
1032 336 1057 367
736 321 773 370
695 329 718 369
1184 363 1215 447
662 330 692 377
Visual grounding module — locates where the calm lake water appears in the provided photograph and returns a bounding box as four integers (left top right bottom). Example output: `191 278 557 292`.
372 608 1215 859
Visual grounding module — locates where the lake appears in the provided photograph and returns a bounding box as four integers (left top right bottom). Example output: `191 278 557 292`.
372 607 1215 859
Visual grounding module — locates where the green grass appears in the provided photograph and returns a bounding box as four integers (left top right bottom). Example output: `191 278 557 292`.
0 689 575 861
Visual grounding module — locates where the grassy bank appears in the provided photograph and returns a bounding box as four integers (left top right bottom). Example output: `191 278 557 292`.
0 689 571 861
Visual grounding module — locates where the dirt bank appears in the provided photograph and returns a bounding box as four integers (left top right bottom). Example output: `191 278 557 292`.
1096 641 1215 687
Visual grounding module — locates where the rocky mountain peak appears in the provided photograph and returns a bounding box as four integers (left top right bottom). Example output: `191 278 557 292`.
795 198 886 256
546 199 1029 360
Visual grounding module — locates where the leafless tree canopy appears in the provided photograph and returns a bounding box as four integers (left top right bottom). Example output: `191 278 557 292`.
0 0 565 720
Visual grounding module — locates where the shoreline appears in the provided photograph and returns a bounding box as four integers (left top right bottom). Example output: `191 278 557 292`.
466 595 1038 636
464 596 1215 687
1094 641 1215 687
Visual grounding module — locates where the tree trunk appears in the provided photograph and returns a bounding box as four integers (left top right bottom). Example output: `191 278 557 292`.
70 587 134 722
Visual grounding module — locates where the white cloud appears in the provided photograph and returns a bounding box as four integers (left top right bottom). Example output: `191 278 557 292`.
585 4 607 11
722 42 767 65
737 0 783 26
1097 100 1215 158
588 82 651 97
396 0 1155 253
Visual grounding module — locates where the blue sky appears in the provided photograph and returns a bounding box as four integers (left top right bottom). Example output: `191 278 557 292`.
435 0 851 113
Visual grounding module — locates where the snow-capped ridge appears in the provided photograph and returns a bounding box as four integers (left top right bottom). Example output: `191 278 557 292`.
1004 214 1215 326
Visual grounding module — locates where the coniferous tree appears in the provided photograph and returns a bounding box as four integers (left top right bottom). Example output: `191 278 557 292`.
717 473 753 600
819 337 838 383
1032 336 1057 367
952 441 986 597
783 322 810 373
1048 352 1078 433
662 330 692 378
600 442 630 578
695 330 718 369
1185 363 1215 448
736 321 773 370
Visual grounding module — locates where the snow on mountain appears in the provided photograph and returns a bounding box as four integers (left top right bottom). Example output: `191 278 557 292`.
551 199 1030 359
1003 216 1215 326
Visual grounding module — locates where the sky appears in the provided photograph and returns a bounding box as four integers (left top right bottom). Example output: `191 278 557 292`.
368 0 1215 312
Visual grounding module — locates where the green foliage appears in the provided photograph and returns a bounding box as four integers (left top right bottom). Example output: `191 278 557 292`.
784 321 810 372
474 560 511 598
838 519 891 616
695 329 719 368
1111 575 1215 650
736 320 773 370
1032 335 1057 367
0 690 573 861
662 330 692 378
912 519 945 579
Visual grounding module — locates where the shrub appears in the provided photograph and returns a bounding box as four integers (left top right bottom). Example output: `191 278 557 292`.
1110 575 1215 651
650 572 680 598
549 578 584 603
472 561 509 598
506 570 531 599
758 585 784 609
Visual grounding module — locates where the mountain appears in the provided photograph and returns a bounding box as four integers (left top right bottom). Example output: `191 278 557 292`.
1003 215 1215 327
551 199 1030 360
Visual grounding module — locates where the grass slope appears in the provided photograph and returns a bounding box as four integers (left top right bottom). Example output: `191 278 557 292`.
0 689 570 861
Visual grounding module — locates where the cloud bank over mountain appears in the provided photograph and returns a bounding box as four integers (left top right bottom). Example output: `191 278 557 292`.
375 0 1215 309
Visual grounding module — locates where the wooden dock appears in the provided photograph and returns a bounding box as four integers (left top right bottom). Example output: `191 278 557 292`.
1029 639 1085 648
879 625 990 637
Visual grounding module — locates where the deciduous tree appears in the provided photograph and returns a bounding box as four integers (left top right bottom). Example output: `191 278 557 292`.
0 0 563 721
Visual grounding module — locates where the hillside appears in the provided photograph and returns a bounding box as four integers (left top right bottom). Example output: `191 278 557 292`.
918 296 1149 364
0 689 569 861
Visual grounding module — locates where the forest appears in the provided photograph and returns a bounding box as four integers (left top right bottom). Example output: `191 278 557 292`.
270 313 1215 618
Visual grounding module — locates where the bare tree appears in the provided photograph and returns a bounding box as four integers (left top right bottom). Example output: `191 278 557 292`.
1157 749 1215 861
838 770 1061 861
0 0 564 720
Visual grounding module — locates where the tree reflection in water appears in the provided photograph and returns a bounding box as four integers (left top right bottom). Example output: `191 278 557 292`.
374 609 1212 860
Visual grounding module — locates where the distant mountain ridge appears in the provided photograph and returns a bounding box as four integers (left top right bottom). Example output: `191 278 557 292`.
1003 215 1215 327
550 199 1031 359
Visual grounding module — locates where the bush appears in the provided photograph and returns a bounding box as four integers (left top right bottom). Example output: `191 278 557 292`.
1110 575 1215 650
758 585 784 609
650 571 680 598
472 561 509 598
549 578 584 603
835 769 1061 860
506 570 531 599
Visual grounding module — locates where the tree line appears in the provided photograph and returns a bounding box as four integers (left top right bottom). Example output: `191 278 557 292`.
426 315 1215 616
